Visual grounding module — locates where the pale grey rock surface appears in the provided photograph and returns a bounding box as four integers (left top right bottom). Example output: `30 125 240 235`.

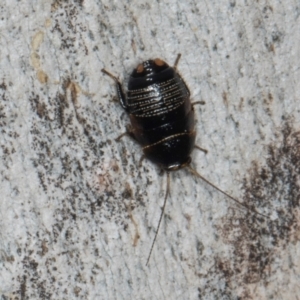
1 1 300 299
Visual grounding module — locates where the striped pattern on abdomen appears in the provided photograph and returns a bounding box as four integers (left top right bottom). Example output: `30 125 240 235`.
127 78 188 117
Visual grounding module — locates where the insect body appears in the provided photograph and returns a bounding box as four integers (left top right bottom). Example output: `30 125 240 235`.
102 54 267 265
104 56 197 170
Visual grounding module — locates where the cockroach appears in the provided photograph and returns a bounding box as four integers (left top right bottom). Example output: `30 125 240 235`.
101 54 268 266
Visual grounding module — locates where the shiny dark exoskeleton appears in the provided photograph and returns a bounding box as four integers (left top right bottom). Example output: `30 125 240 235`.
101 54 268 266
104 56 196 171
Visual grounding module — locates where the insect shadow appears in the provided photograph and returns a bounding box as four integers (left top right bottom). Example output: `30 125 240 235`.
102 54 269 266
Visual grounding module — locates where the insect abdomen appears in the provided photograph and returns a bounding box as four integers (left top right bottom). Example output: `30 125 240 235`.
127 73 195 170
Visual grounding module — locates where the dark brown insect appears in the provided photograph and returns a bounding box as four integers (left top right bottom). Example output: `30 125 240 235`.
102 54 268 265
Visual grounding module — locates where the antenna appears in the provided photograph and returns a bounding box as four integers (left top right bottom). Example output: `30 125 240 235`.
146 172 170 266
146 164 270 266
186 164 270 219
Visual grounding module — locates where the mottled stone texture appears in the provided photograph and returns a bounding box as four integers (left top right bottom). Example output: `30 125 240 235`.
0 0 300 299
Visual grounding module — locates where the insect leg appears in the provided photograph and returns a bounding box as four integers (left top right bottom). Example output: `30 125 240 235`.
194 145 208 154
115 125 136 142
139 154 146 168
146 172 171 266
115 131 130 142
101 68 128 111
173 53 182 70
192 101 206 106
